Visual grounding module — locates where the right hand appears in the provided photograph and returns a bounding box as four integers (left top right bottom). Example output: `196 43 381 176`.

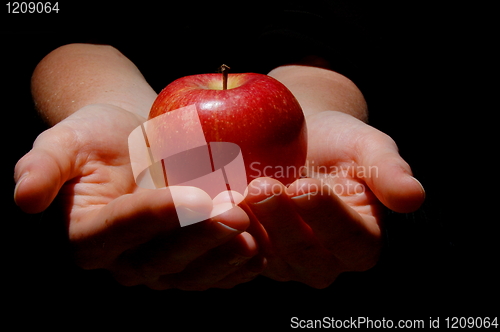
14 104 265 290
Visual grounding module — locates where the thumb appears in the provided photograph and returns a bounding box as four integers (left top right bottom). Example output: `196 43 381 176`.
14 128 80 214
360 134 425 213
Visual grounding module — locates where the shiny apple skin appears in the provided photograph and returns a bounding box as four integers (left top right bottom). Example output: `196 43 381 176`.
149 73 307 185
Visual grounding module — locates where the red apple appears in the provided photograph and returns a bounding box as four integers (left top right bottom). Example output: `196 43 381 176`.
148 71 307 186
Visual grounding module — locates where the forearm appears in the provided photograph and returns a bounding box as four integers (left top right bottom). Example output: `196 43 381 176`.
31 43 157 125
268 64 368 122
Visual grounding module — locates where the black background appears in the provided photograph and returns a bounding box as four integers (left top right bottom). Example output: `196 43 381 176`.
2 1 497 328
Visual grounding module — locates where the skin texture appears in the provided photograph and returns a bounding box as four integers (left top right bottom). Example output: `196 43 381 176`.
14 44 425 289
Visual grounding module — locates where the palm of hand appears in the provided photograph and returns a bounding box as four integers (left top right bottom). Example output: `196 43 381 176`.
15 106 423 289
243 111 424 287
15 104 262 289
307 111 425 214
32 106 384 286
305 111 387 226
23 105 155 269
14 104 142 216
57 105 143 224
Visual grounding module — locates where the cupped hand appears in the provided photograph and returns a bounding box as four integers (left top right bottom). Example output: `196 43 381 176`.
14 104 264 290
243 111 425 288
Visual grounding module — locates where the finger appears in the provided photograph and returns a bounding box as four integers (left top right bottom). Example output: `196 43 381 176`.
244 178 342 289
109 202 251 286
146 232 262 291
358 132 426 213
13 104 139 214
287 177 382 271
213 190 245 206
220 189 273 258
244 177 316 256
71 186 214 270
14 127 82 213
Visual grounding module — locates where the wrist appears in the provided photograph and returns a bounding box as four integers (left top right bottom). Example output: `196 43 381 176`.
31 43 156 126
268 64 368 122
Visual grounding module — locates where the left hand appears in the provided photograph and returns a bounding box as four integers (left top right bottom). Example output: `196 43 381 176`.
14 104 264 290
242 111 425 288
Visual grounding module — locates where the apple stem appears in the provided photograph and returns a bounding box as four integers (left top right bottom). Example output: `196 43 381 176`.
220 64 230 90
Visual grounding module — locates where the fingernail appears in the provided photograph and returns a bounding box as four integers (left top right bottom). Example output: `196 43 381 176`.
291 192 320 210
13 172 29 203
214 222 241 239
250 194 279 212
253 194 276 205
410 176 426 199
175 206 212 227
